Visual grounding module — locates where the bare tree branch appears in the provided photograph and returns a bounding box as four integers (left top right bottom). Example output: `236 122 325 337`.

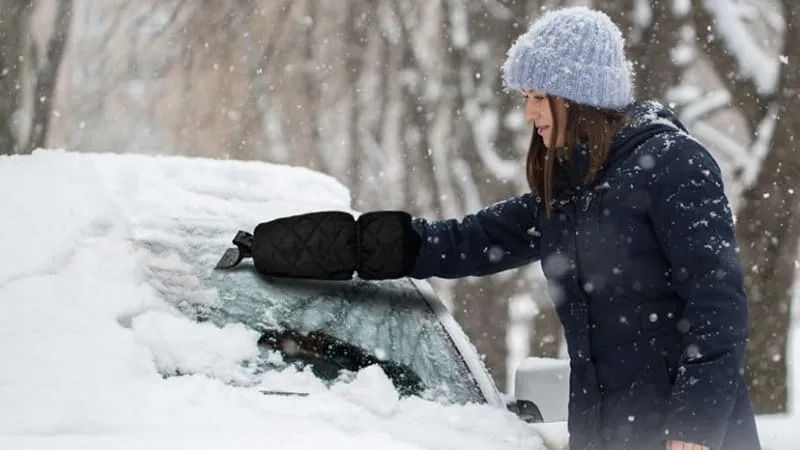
680 89 731 126
144 0 190 42
692 0 772 131
691 121 753 167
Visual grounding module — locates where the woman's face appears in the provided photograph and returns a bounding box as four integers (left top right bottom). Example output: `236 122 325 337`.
524 90 567 148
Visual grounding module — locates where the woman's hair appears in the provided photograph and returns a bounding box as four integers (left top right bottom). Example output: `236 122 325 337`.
526 96 627 217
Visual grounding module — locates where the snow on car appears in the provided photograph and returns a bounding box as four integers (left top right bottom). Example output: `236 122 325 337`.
0 150 567 450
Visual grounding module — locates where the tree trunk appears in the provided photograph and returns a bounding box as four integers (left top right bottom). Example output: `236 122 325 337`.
603 0 683 102
345 0 367 208
737 1 800 413
0 1 34 155
25 0 72 154
532 290 562 357
452 277 519 391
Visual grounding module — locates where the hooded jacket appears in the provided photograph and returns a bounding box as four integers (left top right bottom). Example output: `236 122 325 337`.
409 101 760 450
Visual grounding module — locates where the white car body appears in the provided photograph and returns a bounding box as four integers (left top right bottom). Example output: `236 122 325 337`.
0 150 569 450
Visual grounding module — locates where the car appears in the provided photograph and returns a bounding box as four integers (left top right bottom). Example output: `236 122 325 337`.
0 150 569 449
142 166 569 439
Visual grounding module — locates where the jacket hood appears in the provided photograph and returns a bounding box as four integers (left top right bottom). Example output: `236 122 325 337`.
557 101 686 192
607 100 686 166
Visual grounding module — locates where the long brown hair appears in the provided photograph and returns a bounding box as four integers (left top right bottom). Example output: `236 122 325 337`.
526 96 626 217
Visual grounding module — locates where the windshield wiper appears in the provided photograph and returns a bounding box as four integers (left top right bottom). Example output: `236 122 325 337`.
260 390 310 397
258 327 425 397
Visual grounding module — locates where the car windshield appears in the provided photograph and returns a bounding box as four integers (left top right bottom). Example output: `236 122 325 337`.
139 225 485 405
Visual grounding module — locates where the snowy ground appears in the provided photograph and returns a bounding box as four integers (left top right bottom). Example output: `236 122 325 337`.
754 291 800 450
0 150 796 449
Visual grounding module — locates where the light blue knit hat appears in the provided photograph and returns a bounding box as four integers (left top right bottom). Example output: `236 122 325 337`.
502 7 633 110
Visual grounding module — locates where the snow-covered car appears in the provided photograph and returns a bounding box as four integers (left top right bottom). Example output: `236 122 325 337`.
0 150 568 450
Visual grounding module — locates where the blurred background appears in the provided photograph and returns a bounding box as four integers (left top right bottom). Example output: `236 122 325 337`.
2 0 797 415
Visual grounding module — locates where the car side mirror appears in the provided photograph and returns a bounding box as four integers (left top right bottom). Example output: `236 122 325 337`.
506 398 544 423
513 357 569 423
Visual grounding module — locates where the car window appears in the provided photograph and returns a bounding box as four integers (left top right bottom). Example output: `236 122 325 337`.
139 226 485 405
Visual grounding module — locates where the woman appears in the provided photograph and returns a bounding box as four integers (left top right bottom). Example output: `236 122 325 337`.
221 7 760 450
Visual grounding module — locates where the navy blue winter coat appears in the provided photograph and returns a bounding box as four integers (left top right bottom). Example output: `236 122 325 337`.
410 101 760 450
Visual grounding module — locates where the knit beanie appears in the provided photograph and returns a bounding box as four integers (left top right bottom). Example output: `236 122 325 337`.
502 7 633 110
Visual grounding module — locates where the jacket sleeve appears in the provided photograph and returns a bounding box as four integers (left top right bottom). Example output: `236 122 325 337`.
409 193 542 279
649 138 749 448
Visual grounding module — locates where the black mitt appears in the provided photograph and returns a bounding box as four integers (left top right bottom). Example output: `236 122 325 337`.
215 211 420 280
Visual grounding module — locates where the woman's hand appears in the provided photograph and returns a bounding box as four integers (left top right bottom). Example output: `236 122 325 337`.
666 440 710 450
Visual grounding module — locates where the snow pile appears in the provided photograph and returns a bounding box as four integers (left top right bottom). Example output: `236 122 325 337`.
0 150 544 449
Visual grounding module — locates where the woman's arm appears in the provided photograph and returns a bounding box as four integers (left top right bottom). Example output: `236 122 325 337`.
218 194 542 281
410 193 543 279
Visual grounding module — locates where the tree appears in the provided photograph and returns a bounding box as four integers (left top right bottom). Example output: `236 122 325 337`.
691 0 796 413
25 0 73 154
602 0 687 101
0 0 73 156
0 1 34 155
